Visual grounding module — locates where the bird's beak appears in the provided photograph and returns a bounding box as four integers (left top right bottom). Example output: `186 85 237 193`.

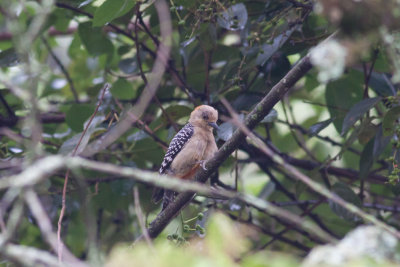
208 122 219 130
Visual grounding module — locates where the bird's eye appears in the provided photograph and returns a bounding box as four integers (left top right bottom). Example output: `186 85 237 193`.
202 114 209 120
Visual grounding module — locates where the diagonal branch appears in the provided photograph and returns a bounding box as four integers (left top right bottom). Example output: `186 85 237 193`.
146 54 313 238
81 0 172 157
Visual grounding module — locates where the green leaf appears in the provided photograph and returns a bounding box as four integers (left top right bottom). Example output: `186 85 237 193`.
383 106 400 136
260 109 278 123
0 48 20 67
325 71 363 133
78 22 114 56
304 73 319 92
359 139 374 180
309 117 334 136
217 121 235 141
369 72 395 96
255 27 299 66
118 57 137 74
161 105 192 124
59 115 104 155
65 104 94 132
52 9 71 31
232 94 262 111
93 0 136 27
110 78 136 100
217 114 244 141
341 97 381 136
373 124 391 158
329 182 362 222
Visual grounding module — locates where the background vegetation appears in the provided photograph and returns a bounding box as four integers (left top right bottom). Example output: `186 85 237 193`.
1 0 400 266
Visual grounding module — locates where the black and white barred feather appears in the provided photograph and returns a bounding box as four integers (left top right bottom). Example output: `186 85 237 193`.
159 123 194 174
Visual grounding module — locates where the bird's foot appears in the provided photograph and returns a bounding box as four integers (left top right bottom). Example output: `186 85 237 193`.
198 160 208 171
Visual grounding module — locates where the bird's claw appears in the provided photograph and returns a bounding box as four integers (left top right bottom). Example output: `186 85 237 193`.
199 160 208 171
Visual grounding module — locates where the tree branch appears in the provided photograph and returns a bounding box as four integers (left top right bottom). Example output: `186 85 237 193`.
146 54 313 238
81 0 172 157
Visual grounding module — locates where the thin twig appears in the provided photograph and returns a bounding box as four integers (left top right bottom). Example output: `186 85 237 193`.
81 0 172 157
114 99 168 149
133 5 179 132
41 36 79 103
133 187 153 247
136 11 197 103
0 26 77 41
223 101 400 239
360 48 379 202
25 189 85 266
224 211 311 253
55 2 196 104
57 83 109 262
62 156 337 244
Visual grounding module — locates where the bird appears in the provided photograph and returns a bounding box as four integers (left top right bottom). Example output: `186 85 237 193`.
152 105 219 211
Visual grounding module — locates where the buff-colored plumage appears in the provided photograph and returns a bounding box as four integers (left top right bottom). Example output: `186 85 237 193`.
152 105 219 210
168 105 218 179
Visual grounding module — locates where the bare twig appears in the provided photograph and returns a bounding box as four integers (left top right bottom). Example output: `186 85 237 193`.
62 157 336 243
224 103 400 239
25 189 86 266
1 243 65 267
81 0 172 157
0 195 23 248
226 212 311 253
133 4 179 132
136 11 197 103
57 84 109 262
41 36 79 103
133 187 153 247
360 48 379 201
0 26 76 41
0 113 65 127
114 99 168 149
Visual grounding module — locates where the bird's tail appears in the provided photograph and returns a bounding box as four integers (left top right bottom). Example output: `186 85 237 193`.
151 187 164 204
152 188 177 211
161 190 177 211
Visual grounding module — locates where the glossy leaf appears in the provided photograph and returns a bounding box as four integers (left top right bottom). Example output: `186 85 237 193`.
359 139 374 180
65 104 94 132
329 182 362 222
161 105 192 124
93 0 136 27
59 116 105 155
325 71 363 133
382 106 400 136
373 124 391 158
217 121 235 141
369 72 395 96
341 97 381 136
255 26 299 66
78 22 114 56
118 57 137 74
309 117 334 136
260 109 278 123
217 114 244 141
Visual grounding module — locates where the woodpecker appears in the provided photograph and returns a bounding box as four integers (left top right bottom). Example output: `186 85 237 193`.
152 105 219 210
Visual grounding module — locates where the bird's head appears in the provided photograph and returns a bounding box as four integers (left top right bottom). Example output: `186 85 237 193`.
189 105 219 131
